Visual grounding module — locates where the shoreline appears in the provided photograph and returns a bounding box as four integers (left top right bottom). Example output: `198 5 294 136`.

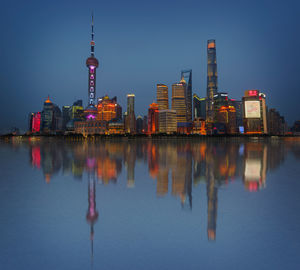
1 133 300 142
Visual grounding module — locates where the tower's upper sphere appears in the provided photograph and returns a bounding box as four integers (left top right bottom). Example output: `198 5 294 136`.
86 56 99 68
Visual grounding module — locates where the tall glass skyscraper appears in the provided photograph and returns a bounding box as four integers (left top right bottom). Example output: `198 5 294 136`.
172 79 187 124
126 94 136 133
206 40 218 122
181 70 192 122
156 84 169 110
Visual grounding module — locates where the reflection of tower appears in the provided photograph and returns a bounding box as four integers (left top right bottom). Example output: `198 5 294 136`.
86 177 99 260
85 14 99 118
206 165 218 241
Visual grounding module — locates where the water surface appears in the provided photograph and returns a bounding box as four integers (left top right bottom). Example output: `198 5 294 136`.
1 137 300 269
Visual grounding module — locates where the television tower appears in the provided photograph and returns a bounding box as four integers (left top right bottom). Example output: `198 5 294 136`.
85 14 99 118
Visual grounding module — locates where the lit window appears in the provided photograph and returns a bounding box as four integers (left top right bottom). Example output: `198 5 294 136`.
90 74 94 80
90 93 94 98
90 68 94 74
90 87 94 92
90 81 94 86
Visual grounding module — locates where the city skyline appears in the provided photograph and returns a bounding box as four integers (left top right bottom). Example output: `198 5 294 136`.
1 0 300 132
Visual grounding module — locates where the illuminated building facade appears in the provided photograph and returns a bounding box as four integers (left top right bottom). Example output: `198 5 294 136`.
242 90 268 134
29 112 41 133
193 94 206 120
158 109 177 134
156 84 169 110
172 79 187 124
74 120 108 135
96 95 122 121
213 92 228 121
217 105 236 134
108 121 125 135
181 69 192 122
125 94 136 134
147 103 159 134
206 39 218 122
85 15 99 119
192 118 206 135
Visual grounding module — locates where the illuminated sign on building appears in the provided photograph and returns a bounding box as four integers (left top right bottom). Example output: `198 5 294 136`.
245 101 261 118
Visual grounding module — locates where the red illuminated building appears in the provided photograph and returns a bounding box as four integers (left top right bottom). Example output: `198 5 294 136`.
30 112 41 133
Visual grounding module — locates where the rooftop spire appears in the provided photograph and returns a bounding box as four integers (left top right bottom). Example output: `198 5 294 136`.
91 12 95 56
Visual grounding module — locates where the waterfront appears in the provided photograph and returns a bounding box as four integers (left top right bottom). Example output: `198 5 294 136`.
1 138 300 269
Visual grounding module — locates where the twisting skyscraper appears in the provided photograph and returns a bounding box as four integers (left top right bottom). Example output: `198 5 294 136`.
206 40 218 122
85 14 99 119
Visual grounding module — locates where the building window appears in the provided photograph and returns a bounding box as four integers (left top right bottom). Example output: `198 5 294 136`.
90 81 94 86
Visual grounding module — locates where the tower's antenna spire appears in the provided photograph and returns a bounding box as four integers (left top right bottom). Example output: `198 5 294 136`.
91 12 95 56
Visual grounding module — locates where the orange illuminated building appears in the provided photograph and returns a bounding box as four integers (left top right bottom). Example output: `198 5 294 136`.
217 105 236 134
96 95 122 121
147 103 159 134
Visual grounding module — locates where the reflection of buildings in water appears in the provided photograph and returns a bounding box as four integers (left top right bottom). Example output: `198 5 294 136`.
124 142 136 188
86 177 99 260
23 138 299 243
31 145 41 169
243 143 267 192
171 143 192 208
206 164 218 241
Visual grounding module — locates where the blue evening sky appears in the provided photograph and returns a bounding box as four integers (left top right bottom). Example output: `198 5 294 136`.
0 0 299 131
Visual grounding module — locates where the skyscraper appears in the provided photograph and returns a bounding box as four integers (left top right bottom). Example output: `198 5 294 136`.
242 90 268 134
127 94 135 115
172 79 187 124
156 84 169 110
193 94 206 119
85 14 99 119
147 103 159 134
126 94 136 134
206 39 218 122
181 69 192 122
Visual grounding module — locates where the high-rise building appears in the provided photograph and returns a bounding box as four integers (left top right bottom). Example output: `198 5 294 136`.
193 94 206 120
41 96 54 132
136 115 143 134
267 108 286 135
96 95 122 122
206 39 218 122
156 84 169 110
231 100 243 130
158 109 177 134
127 94 135 115
62 106 71 130
143 115 148 134
216 105 236 134
181 69 192 122
242 90 268 134
29 112 41 133
172 79 187 124
148 103 159 134
85 15 99 120
213 92 228 121
126 94 136 134
41 96 62 132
